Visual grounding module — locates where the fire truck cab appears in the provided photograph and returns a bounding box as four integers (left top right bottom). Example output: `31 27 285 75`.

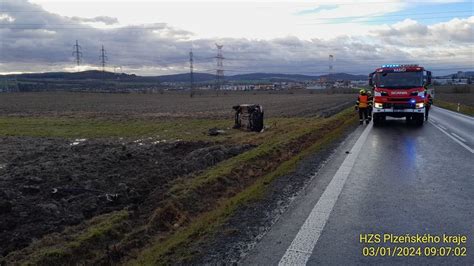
369 64 431 126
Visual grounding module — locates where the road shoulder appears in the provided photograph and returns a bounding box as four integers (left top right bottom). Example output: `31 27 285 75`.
190 122 366 264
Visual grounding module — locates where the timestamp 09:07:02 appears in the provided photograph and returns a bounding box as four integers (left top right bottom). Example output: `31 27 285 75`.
362 246 467 257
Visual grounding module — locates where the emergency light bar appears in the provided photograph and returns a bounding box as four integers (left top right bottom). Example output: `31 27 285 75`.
381 64 419 68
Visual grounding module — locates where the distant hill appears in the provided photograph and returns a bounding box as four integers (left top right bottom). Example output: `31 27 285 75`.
157 73 215 82
227 73 366 81
435 71 474 79
0 70 386 83
9 70 140 80
2 70 166 83
228 73 317 82
320 73 367 81
158 72 368 82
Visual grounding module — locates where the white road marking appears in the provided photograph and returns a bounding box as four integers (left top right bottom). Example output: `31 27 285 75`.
432 106 474 122
278 124 373 266
451 132 467 143
438 124 447 130
429 121 474 154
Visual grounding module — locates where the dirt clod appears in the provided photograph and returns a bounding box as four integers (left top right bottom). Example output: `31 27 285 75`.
0 137 251 257
0 199 12 214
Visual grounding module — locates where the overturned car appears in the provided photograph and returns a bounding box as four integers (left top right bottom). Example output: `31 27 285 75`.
232 104 264 132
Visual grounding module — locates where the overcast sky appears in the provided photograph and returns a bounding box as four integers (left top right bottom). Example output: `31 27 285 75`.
0 0 473 76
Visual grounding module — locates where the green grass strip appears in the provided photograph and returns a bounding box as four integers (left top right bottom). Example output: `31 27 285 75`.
434 100 474 116
131 109 356 265
8 210 129 265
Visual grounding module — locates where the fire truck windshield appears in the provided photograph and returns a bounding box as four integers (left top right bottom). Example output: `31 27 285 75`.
376 71 423 88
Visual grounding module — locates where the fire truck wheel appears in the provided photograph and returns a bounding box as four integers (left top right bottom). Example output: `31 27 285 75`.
414 114 424 126
373 114 385 126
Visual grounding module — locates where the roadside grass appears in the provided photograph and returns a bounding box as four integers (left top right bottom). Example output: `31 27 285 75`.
434 100 474 116
0 115 346 144
133 109 355 265
0 117 235 141
5 210 129 265
2 108 357 265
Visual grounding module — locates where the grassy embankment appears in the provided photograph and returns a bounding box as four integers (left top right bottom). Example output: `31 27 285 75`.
431 85 473 116
2 108 357 265
434 100 474 116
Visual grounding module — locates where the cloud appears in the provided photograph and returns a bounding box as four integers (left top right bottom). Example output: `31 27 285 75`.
296 5 338 16
377 19 429 37
371 17 474 45
430 17 474 43
0 14 15 22
0 0 194 73
0 0 472 76
69 16 119 25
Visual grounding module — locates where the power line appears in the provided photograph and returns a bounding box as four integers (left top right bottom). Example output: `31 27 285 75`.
72 40 82 68
215 43 224 92
216 66 473 75
329 54 334 76
82 58 472 72
61 46 474 66
100 44 107 72
209 57 473 64
189 48 194 97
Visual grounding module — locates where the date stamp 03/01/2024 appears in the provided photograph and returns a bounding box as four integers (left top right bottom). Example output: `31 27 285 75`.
359 233 468 257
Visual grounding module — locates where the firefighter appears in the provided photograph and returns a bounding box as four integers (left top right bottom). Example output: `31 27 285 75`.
355 89 370 125
366 90 373 122
424 90 433 121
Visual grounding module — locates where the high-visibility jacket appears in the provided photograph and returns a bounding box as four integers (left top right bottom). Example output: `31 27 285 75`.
367 96 373 107
357 95 369 108
424 94 433 106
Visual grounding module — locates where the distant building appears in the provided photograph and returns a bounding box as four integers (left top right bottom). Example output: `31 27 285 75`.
432 78 468 85
351 80 368 86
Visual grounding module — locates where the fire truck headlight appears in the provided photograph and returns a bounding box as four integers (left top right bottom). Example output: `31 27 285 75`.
416 102 424 108
374 102 383 109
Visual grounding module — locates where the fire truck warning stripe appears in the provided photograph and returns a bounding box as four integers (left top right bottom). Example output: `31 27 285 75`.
278 124 373 266
429 121 473 154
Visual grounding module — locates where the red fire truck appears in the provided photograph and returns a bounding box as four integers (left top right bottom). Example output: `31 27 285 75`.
369 64 431 126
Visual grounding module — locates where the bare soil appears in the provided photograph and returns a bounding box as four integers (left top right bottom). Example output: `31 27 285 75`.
0 91 354 261
0 137 251 256
0 91 354 118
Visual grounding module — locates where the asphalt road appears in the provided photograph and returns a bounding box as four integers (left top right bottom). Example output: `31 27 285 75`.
243 107 474 265
429 106 474 153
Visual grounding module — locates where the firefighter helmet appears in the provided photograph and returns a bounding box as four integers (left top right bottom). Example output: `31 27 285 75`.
359 89 366 95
